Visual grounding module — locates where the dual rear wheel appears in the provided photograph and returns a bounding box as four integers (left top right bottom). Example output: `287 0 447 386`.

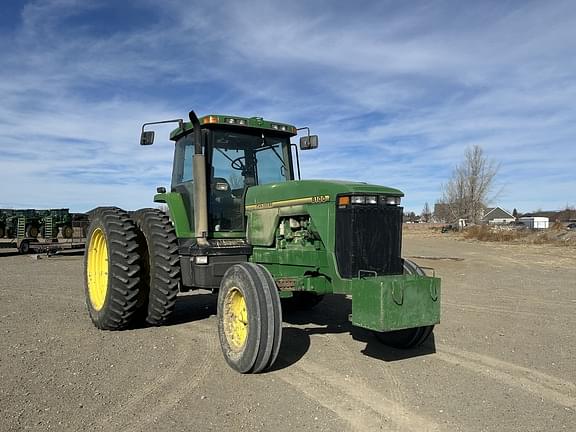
84 207 147 329
84 207 180 330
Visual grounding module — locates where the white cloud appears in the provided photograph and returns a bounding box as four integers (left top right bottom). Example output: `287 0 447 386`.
0 0 574 213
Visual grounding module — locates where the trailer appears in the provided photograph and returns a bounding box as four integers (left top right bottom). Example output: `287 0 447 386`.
0 208 77 239
0 215 88 254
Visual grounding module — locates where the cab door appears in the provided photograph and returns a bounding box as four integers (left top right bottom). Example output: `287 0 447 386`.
171 135 196 232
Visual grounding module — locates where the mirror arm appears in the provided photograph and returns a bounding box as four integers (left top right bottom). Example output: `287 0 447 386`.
140 118 185 145
141 118 184 133
297 126 311 143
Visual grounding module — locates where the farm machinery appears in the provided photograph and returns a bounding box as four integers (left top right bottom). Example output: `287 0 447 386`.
0 208 84 254
83 111 441 373
0 208 74 239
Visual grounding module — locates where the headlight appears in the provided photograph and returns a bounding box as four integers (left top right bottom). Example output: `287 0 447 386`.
365 196 378 204
351 196 365 204
382 196 401 205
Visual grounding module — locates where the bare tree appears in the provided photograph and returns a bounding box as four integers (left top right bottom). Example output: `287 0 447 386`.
433 201 451 223
441 145 499 224
421 202 432 222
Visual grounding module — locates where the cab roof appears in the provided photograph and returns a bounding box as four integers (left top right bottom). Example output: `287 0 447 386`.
170 114 298 141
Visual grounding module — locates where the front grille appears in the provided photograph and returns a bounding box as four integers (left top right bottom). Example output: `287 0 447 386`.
335 203 403 278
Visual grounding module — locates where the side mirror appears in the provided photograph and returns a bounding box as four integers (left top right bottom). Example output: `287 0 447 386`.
140 130 155 146
299 135 318 150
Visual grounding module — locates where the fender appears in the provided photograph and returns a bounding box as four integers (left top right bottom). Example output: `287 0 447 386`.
153 192 193 237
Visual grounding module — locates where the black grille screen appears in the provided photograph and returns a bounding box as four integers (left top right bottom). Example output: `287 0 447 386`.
335 204 403 278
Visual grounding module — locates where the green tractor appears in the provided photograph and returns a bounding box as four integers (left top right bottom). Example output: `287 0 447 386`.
39 208 74 239
83 111 440 373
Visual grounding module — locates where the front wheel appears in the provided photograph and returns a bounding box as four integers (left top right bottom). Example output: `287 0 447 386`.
217 263 282 373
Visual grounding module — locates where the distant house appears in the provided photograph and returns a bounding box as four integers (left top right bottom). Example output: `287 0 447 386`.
519 217 549 229
523 209 576 222
482 207 515 225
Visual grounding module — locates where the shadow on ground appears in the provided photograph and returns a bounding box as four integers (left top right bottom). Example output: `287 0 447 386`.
168 292 218 326
279 294 436 367
126 290 435 370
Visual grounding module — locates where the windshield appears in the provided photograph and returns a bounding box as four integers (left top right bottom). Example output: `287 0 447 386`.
212 131 291 185
208 130 292 232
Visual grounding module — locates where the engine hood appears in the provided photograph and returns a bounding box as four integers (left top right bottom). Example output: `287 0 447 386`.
245 179 403 208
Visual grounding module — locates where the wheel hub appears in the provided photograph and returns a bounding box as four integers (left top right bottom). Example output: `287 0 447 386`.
87 228 109 311
223 287 248 350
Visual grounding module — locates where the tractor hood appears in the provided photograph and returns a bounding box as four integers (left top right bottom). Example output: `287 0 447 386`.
245 180 403 209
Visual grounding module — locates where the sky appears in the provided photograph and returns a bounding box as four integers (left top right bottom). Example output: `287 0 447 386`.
0 0 574 214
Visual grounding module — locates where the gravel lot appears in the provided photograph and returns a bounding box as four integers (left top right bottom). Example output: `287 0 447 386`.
0 235 574 431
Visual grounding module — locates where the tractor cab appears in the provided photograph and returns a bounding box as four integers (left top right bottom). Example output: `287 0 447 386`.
170 122 296 234
141 112 316 243
140 112 317 290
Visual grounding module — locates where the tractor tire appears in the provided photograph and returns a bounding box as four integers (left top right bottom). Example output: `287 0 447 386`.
0 225 4 238
26 224 39 238
373 259 434 348
133 208 181 326
217 263 282 373
62 225 74 239
83 207 146 330
281 291 325 311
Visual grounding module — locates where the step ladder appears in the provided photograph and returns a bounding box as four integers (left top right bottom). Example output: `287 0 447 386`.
44 216 58 238
17 217 26 238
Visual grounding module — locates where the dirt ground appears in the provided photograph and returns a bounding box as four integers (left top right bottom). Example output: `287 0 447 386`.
0 234 574 432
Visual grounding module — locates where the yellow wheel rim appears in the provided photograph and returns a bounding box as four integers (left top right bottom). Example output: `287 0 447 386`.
87 228 109 311
223 287 248 350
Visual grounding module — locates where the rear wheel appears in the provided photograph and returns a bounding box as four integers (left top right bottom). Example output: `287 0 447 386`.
19 240 31 254
26 224 39 238
84 207 146 330
217 263 282 373
373 259 435 348
133 208 181 326
62 225 74 238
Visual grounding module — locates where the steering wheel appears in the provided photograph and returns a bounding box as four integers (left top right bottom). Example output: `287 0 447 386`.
231 156 246 170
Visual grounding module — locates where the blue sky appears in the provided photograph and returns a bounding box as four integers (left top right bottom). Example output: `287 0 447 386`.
0 0 574 213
